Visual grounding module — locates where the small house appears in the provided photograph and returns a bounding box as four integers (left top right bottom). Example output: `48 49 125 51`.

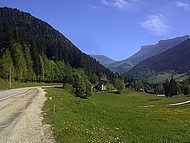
100 76 108 91
93 76 108 91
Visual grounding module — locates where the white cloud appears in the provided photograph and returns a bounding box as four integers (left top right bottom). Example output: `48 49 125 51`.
89 5 104 9
175 1 190 11
140 15 171 36
101 0 137 9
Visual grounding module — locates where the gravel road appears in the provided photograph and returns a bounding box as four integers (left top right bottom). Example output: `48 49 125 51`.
0 87 55 143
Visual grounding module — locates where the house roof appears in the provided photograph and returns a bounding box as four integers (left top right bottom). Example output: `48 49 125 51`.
100 76 108 82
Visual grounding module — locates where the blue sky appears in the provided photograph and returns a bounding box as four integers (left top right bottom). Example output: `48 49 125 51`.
0 0 190 61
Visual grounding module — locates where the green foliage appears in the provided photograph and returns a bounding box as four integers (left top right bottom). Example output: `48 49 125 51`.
130 80 145 91
0 78 9 90
0 23 13 57
147 72 188 84
0 7 113 83
163 76 178 97
155 84 165 94
63 83 74 94
183 85 190 95
114 78 125 93
170 76 178 96
181 79 190 95
106 83 114 92
23 44 36 81
88 74 99 84
12 43 28 81
72 73 86 97
84 79 92 96
39 55 45 81
0 49 15 80
63 69 92 98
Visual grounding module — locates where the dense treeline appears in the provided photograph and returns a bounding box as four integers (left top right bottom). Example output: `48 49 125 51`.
125 77 190 97
0 7 114 85
160 77 190 97
162 76 178 97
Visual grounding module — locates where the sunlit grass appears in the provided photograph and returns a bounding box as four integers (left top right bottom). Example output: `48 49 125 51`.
148 72 188 83
43 88 190 143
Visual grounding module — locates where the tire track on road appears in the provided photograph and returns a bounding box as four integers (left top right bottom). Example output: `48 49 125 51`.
0 87 55 143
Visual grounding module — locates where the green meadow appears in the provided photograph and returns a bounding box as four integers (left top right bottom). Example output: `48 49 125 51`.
43 88 190 143
147 72 188 84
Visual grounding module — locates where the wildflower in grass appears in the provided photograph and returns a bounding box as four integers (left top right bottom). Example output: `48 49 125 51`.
115 127 119 131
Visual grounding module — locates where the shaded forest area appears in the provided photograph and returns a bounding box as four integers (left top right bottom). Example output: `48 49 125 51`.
0 7 114 84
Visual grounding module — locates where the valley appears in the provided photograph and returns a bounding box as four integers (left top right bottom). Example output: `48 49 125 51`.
92 35 190 83
0 6 190 143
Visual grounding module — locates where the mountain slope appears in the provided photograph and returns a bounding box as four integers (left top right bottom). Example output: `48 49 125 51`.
90 55 115 66
0 7 113 81
108 35 189 73
125 38 190 79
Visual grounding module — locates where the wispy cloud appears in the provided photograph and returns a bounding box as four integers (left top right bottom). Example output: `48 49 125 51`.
89 5 104 9
101 0 140 10
175 1 190 11
140 14 171 36
102 0 129 9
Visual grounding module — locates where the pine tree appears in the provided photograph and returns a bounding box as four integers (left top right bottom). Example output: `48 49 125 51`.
12 43 27 81
163 79 170 97
170 75 177 97
39 55 45 81
0 23 12 58
23 44 36 81
30 39 40 78
0 49 15 80
163 76 178 97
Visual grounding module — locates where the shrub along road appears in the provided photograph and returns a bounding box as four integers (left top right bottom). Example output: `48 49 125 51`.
0 87 55 143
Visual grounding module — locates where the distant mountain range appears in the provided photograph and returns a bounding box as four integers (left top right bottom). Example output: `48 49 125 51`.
93 35 190 83
90 55 115 66
107 35 189 73
125 38 190 81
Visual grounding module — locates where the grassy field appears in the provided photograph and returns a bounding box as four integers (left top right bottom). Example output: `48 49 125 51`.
147 72 188 84
43 88 190 143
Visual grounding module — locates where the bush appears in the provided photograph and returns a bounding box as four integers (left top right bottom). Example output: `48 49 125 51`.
114 78 125 93
63 83 74 94
63 69 92 98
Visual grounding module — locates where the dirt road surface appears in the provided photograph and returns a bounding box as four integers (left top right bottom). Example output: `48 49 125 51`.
0 87 55 143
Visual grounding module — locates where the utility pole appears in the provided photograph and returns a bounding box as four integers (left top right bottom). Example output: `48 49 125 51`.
9 67 11 88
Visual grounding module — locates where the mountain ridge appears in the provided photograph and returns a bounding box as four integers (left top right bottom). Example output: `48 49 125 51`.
90 55 115 66
108 35 189 73
125 38 190 80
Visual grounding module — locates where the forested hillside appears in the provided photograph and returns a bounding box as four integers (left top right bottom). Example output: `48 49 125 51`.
0 7 113 83
125 39 190 80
